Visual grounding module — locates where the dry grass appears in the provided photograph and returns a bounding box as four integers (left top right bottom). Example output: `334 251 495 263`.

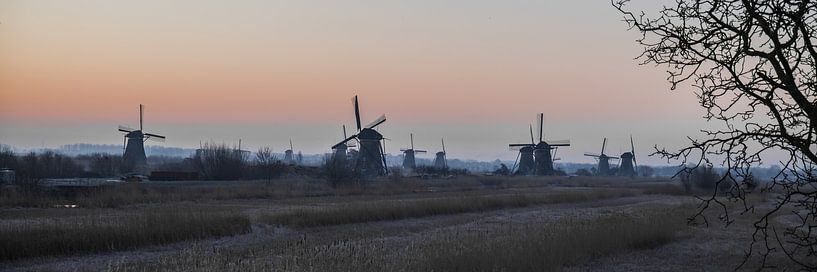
259 189 637 228
0 207 251 261
101 203 694 272
415 205 694 272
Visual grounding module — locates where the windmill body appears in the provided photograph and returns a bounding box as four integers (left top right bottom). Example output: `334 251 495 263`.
516 146 535 175
331 95 388 178
617 136 638 177
356 128 386 177
123 130 147 170
118 104 165 174
598 154 612 175
618 152 635 176
533 142 554 175
284 150 294 164
433 138 447 170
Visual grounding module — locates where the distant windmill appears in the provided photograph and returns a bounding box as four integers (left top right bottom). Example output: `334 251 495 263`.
509 125 537 175
332 125 357 165
400 133 427 171
531 113 570 176
118 104 165 173
584 138 619 176
433 138 448 170
284 139 295 165
618 135 638 176
331 95 388 177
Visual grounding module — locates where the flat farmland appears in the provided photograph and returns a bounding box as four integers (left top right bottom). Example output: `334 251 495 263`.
0 176 796 271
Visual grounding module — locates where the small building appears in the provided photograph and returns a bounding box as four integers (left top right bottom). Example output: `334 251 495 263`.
0 169 15 185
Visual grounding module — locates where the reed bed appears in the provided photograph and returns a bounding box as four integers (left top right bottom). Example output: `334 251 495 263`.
0 207 251 261
260 188 637 228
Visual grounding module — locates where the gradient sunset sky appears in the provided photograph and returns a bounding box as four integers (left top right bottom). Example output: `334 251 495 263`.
1 0 719 164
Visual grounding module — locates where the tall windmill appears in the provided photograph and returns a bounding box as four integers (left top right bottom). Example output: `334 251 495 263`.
509 124 537 175
433 138 448 170
618 135 638 176
400 133 426 171
584 138 619 176
118 104 165 173
331 95 388 177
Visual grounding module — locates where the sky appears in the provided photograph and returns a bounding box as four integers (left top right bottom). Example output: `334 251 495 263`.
0 0 724 165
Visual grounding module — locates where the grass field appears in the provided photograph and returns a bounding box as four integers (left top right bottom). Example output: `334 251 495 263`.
0 176 799 271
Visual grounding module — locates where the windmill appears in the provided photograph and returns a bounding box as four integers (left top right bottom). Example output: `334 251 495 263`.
509 124 536 176
400 133 427 171
530 113 570 176
284 139 295 165
118 104 165 173
584 138 620 176
330 95 388 177
618 135 638 176
332 125 357 166
433 138 448 170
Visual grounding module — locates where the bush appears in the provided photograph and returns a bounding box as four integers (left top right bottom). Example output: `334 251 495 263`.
679 165 733 194
193 142 247 180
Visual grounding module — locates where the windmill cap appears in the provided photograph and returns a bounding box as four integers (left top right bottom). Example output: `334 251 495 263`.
357 128 383 139
125 131 144 138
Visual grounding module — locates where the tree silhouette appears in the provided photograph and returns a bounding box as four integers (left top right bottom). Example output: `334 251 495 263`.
615 0 817 269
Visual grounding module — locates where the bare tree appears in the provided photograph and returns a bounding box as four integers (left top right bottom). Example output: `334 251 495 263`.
193 142 246 180
614 0 817 269
255 146 282 183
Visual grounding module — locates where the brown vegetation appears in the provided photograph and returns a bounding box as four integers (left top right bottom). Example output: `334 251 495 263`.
0 207 250 261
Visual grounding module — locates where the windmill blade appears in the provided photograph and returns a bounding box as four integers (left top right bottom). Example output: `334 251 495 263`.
290 139 294 151
366 114 387 129
537 113 544 143
601 138 607 155
353 96 362 131
379 139 389 174
509 143 535 147
509 146 524 151
415 150 427 153
529 124 535 145
631 135 638 171
146 135 165 143
441 138 446 153
410 133 414 150
118 125 135 133
510 151 521 174
145 133 165 140
122 135 127 155
332 134 358 149
546 140 571 146
139 104 144 131
342 125 348 139
584 153 601 157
